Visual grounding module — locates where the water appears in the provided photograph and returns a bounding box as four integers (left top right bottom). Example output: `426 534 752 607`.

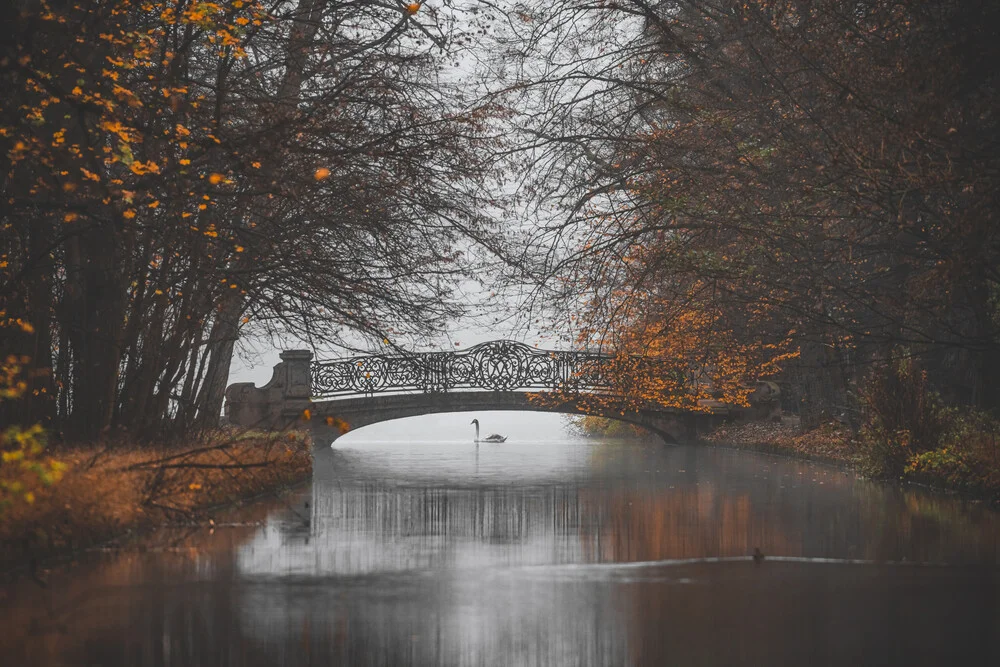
2 434 999 666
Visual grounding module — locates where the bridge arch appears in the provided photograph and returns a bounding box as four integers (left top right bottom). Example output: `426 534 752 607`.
306 391 699 447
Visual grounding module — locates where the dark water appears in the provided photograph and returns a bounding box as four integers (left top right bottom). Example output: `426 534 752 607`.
2 437 999 666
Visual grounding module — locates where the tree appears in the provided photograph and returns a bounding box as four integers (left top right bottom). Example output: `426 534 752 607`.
2 0 512 441
485 0 1000 420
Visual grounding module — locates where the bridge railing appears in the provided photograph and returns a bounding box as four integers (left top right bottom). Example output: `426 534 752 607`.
222 340 715 431
310 340 616 398
222 340 781 438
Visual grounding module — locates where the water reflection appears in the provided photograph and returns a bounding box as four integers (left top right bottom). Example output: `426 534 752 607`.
2 440 999 665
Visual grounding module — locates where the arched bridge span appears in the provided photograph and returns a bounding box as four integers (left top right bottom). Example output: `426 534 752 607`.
224 340 729 446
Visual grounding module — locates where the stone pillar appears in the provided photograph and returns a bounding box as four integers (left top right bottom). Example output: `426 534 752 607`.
272 349 313 426
224 350 313 429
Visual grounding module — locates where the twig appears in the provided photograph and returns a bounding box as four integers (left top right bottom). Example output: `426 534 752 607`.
133 461 272 471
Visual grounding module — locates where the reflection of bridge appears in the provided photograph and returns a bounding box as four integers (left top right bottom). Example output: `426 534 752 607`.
224 340 727 446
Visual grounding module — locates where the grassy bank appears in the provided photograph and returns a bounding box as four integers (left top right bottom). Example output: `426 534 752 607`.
0 431 312 573
700 417 1000 503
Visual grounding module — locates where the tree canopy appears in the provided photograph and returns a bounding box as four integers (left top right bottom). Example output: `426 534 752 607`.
484 0 1000 421
2 0 511 440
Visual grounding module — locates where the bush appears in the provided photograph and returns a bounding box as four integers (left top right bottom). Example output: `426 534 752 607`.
568 415 650 440
859 356 948 477
905 447 973 488
860 355 1000 497
1 354 64 512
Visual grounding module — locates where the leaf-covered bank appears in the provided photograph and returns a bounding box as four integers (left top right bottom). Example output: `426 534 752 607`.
0 431 312 575
700 419 859 468
701 417 1000 504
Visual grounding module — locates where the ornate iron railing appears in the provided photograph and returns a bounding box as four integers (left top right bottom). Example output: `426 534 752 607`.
311 340 618 398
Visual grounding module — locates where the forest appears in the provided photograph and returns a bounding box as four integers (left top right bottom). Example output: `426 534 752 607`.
3 0 999 500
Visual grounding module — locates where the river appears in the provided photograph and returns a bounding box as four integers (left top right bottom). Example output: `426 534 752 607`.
2 422 999 666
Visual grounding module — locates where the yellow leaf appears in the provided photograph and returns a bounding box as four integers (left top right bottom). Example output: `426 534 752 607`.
63 212 78 222
188 483 202 491
325 416 350 433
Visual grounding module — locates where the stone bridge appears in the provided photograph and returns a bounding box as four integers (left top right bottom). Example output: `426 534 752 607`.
224 340 734 447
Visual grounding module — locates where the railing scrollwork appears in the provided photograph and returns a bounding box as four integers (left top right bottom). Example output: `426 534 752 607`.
311 340 614 398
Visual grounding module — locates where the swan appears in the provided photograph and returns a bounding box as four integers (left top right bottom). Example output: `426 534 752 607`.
471 419 507 443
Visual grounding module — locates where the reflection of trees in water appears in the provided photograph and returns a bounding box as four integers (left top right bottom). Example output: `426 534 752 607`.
0 498 287 665
615 563 1000 666
4 445 999 665
578 448 1000 565
231 574 628 667
236 480 599 576
579 485 804 562
849 483 1000 564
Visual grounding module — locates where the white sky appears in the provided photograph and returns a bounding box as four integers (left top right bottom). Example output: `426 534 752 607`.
225 0 620 439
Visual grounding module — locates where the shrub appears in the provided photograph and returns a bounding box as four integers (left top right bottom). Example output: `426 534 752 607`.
859 356 947 478
1 354 64 512
860 355 1000 498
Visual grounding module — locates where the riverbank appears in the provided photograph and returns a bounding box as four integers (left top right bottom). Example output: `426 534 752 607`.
699 418 1000 504
0 431 313 575
698 418 859 468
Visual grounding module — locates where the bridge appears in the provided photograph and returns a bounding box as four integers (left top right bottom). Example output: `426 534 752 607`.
223 340 732 447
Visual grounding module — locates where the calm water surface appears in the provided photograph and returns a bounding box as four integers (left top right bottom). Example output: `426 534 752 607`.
2 434 999 666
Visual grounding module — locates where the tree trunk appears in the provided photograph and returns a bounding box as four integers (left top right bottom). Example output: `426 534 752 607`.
65 221 128 441
194 291 243 429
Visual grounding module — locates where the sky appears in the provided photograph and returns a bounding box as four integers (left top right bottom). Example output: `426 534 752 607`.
224 0 598 435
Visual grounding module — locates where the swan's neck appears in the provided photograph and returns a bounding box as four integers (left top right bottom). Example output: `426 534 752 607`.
474 421 479 442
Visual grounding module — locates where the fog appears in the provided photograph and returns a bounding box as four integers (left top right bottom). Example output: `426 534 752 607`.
336 410 578 445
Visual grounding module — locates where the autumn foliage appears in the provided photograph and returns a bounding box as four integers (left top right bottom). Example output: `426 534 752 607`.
2 1 505 442
0 430 311 569
495 0 999 427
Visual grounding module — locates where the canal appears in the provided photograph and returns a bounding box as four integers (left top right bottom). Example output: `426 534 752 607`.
2 416 998 665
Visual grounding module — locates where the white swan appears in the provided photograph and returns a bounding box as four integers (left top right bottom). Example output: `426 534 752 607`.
471 419 507 443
